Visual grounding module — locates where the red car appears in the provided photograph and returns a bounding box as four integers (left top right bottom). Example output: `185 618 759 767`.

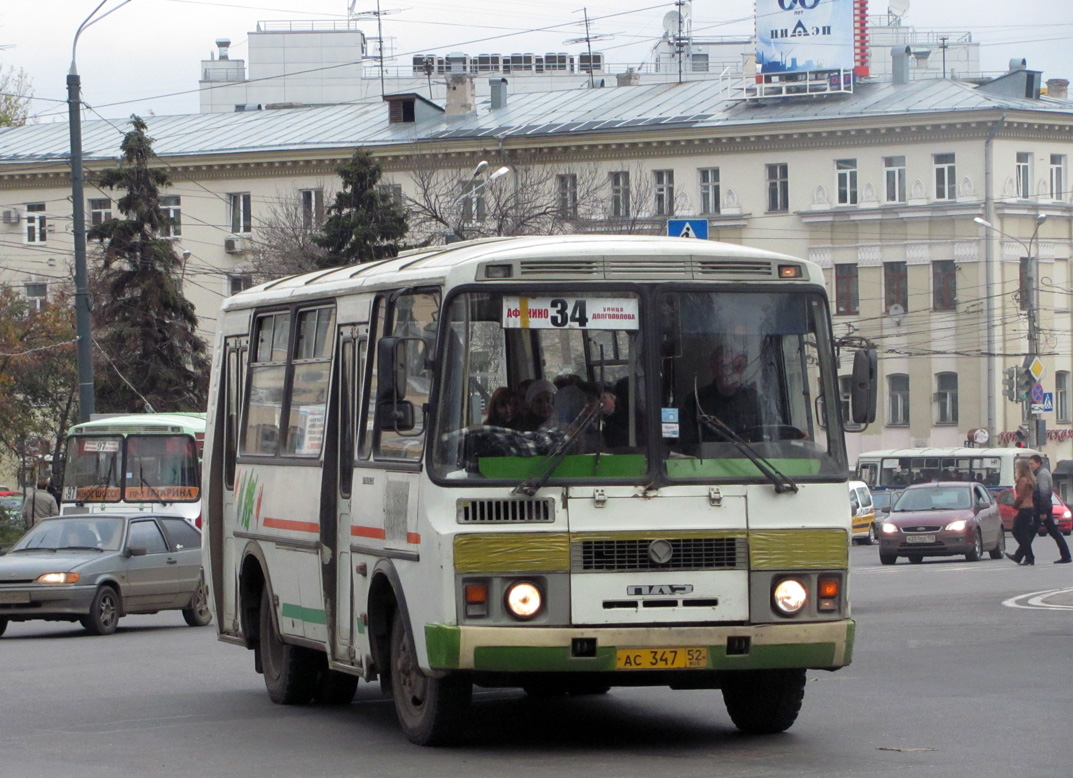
996 489 1073 535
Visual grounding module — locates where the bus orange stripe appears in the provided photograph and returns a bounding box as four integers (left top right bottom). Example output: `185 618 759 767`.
352 526 386 539
263 517 319 533
407 532 421 545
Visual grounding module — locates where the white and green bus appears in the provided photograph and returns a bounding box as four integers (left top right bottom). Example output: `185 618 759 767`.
60 413 206 528
202 235 876 745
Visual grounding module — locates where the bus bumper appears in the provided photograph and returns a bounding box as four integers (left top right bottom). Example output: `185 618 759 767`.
425 619 854 673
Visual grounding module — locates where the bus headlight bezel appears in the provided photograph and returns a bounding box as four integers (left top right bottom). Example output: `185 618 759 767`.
771 577 808 616
504 580 543 620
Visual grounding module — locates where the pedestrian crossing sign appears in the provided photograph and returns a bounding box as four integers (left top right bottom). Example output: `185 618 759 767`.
667 219 709 240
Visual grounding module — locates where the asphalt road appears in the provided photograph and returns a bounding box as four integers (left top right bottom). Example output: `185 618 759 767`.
2 543 1071 777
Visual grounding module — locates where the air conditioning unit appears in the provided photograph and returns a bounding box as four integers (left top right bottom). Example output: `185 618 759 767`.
2 210 19 225
224 236 247 254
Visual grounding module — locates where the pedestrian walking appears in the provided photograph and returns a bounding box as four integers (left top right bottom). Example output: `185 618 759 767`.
1006 460 1038 565
1029 454 1072 564
21 479 58 531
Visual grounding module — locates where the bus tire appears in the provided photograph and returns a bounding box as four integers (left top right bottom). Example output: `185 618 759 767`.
81 585 120 635
390 610 471 745
313 665 359 705
721 669 806 735
182 576 213 627
259 587 317 705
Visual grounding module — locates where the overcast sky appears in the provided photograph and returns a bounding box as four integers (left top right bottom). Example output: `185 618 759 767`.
1 0 1070 122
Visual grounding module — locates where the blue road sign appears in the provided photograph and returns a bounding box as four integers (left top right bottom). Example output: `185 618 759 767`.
667 219 709 239
1042 393 1055 413
1031 383 1045 404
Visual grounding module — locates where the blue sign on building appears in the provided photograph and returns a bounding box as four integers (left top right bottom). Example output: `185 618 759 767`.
667 219 709 239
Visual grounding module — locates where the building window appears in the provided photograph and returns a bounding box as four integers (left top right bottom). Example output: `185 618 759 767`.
836 159 858 205
161 195 181 238
25 203 46 244
23 282 47 314
610 171 630 218
1057 371 1070 423
766 163 788 212
653 170 674 217
934 153 956 200
556 174 578 219
932 260 956 311
229 193 252 234
691 53 709 72
459 180 486 222
1016 152 1032 199
884 261 908 313
1050 154 1066 201
888 373 910 426
300 189 324 230
935 372 958 425
88 198 112 227
699 168 720 215
229 274 254 296
835 264 859 315
884 156 906 203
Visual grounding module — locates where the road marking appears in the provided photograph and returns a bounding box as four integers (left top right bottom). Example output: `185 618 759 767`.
1002 588 1073 610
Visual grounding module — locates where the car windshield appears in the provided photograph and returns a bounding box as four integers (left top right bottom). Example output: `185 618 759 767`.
893 488 971 512
12 518 125 552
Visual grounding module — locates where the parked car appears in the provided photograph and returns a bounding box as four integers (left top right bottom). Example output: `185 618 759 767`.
996 489 1073 535
849 480 876 545
0 513 210 637
878 482 1005 565
0 491 23 517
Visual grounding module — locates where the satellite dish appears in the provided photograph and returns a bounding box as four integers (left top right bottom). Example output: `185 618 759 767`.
888 0 910 19
662 11 681 35
888 303 905 323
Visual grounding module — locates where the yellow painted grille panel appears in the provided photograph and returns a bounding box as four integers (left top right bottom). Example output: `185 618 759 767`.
454 533 571 573
748 529 848 570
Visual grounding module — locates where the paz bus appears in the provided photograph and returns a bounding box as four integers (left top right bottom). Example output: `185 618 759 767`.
201 235 877 745
60 413 206 528
855 447 1043 494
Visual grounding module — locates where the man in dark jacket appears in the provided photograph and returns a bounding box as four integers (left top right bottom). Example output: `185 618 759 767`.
1030 455 1071 564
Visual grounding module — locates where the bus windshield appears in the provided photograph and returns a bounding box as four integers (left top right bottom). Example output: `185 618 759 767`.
63 434 200 503
431 288 845 483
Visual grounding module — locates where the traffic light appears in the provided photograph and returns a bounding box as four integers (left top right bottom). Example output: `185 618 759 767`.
1016 367 1034 401
1004 366 1018 402
1015 425 1029 448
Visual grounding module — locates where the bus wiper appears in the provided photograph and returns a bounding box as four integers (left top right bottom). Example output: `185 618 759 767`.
139 466 169 507
512 403 602 497
696 409 798 494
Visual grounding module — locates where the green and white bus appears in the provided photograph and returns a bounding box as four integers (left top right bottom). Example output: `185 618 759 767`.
202 235 876 745
61 413 206 528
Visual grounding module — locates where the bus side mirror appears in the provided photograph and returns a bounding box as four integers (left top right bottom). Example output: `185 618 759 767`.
851 348 878 424
376 400 416 432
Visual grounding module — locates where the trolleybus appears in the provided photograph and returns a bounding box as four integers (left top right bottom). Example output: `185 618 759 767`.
202 235 876 745
855 447 1042 494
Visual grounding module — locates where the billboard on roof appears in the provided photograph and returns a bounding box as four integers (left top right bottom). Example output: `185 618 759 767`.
756 0 856 75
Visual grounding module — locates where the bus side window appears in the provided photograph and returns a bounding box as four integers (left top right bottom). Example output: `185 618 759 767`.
223 338 246 489
358 300 384 460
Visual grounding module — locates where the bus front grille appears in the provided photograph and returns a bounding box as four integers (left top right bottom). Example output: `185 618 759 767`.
572 537 747 572
457 498 555 524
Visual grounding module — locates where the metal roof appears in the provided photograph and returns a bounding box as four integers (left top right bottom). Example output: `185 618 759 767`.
0 78 1070 165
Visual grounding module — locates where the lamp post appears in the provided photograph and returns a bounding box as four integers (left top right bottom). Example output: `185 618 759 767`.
448 161 511 241
974 213 1048 446
68 0 132 422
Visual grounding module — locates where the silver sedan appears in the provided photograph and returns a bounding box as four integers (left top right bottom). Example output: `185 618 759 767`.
0 514 210 636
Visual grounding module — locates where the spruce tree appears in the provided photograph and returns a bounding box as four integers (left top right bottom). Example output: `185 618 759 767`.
313 149 409 266
89 115 209 413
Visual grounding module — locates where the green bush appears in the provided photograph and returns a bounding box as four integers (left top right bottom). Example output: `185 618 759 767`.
0 509 27 548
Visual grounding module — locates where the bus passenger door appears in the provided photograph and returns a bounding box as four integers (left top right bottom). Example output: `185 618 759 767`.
220 336 246 633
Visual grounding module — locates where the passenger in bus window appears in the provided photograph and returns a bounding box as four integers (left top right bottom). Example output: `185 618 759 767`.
513 379 556 431
484 387 516 428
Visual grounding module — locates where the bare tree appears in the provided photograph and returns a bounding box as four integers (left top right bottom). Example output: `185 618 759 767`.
0 65 33 128
574 160 691 235
243 186 330 282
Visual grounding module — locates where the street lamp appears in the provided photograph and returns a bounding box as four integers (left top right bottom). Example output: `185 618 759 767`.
68 0 133 422
974 213 1048 446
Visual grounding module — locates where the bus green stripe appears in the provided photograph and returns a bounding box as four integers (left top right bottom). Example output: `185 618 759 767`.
280 603 327 625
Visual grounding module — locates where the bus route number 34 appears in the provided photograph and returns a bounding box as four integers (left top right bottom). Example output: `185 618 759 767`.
615 647 709 670
502 296 640 331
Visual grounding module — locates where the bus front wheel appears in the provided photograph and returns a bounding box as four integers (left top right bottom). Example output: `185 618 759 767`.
390 611 472 745
721 669 806 734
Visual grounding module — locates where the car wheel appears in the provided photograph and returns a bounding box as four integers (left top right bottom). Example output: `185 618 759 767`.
989 527 1006 559
259 587 317 705
864 523 876 546
390 610 472 745
182 576 212 627
965 529 983 562
879 553 897 565
81 586 120 635
721 669 806 734
0 617 7 637
908 554 924 564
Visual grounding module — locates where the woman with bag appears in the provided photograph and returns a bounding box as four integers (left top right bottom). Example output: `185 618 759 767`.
1006 459 1038 565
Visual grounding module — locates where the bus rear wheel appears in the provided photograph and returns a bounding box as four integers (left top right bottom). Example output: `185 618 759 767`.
259 587 317 705
390 611 471 745
721 669 806 734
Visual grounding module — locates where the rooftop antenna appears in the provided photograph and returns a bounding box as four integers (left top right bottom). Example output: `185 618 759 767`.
350 0 404 98
887 0 910 26
565 8 614 88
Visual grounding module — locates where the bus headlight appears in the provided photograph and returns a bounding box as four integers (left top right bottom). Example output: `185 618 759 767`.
505 581 543 620
772 578 807 615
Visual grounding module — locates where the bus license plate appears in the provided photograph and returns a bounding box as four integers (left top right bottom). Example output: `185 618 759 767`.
615 647 708 670
906 535 935 544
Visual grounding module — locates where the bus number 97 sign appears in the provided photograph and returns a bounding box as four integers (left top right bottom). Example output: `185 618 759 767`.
502 296 639 330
